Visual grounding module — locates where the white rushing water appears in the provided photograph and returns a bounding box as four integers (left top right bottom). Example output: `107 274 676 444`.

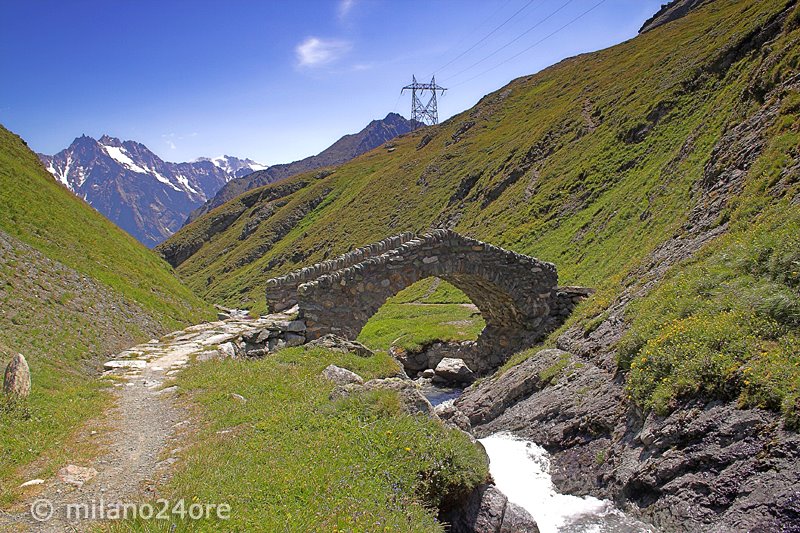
479 433 657 533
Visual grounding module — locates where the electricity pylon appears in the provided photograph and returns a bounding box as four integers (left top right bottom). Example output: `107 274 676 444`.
401 75 447 128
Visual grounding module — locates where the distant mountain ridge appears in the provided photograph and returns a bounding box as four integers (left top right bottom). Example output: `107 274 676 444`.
185 112 416 224
39 135 265 247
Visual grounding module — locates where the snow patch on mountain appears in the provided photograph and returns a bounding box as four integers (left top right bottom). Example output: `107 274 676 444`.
101 144 149 175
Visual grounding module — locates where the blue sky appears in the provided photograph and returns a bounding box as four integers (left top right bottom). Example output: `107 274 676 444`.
0 0 663 165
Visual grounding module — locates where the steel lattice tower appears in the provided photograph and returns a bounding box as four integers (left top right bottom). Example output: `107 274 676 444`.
402 75 447 129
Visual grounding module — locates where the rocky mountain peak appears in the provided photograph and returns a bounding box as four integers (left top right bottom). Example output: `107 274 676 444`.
38 136 265 247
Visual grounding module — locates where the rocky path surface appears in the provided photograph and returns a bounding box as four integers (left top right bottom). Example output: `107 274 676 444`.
0 315 288 532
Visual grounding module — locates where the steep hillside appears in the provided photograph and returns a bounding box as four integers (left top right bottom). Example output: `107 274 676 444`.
40 135 264 247
185 112 416 223
160 1 800 527
164 0 796 314
0 125 213 500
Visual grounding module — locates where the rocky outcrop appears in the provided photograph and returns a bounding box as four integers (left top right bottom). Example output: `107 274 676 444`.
638 0 712 34
441 483 540 533
457 344 800 531
3 353 31 399
328 377 436 417
457 73 800 533
435 402 472 432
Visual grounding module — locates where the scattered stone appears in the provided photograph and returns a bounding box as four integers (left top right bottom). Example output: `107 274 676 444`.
434 357 475 384
19 479 44 488
159 386 178 394
421 368 436 379
219 342 237 358
307 334 374 357
230 393 247 404
322 364 364 386
3 353 31 398
58 465 98 487
104 360 147 370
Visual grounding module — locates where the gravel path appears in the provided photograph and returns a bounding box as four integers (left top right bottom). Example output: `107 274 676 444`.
0 317 276 532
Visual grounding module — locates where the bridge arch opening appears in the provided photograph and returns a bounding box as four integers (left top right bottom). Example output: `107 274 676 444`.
357 278 486 375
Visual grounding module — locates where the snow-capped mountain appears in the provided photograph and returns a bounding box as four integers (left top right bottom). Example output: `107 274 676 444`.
196 155 267 179
39 135 265 247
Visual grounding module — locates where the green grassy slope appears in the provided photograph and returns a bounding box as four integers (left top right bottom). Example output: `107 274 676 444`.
163 0 800 421
0 125 214 501
117 347 487 531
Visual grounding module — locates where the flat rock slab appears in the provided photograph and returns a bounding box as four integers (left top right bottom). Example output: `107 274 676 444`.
104 360 147 370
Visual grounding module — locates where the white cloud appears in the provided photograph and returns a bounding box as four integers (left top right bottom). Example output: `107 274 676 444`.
295 37 351 68
338 0 356 18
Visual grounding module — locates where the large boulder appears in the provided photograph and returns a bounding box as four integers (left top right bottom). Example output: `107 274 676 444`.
3 353 31 398
322 364 364 386
435 358 475 384
307 334 374 358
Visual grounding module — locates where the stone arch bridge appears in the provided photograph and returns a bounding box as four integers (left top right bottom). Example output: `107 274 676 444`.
265 230 591 373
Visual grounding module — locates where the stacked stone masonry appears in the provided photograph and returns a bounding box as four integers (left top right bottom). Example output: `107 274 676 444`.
265 232 416 312
265 230 592 374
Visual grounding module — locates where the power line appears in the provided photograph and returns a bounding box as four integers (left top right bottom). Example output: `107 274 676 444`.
442 0 574 84
450 0 609 89
429 0 538 78
430 0 514 76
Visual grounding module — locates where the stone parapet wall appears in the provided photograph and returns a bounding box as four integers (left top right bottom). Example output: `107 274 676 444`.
264 232 416 312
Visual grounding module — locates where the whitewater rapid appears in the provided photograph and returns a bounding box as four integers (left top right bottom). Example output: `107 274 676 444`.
478 433 657 533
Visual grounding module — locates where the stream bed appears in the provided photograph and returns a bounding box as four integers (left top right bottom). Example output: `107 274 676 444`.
479 433 657 533
419 386 656 533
